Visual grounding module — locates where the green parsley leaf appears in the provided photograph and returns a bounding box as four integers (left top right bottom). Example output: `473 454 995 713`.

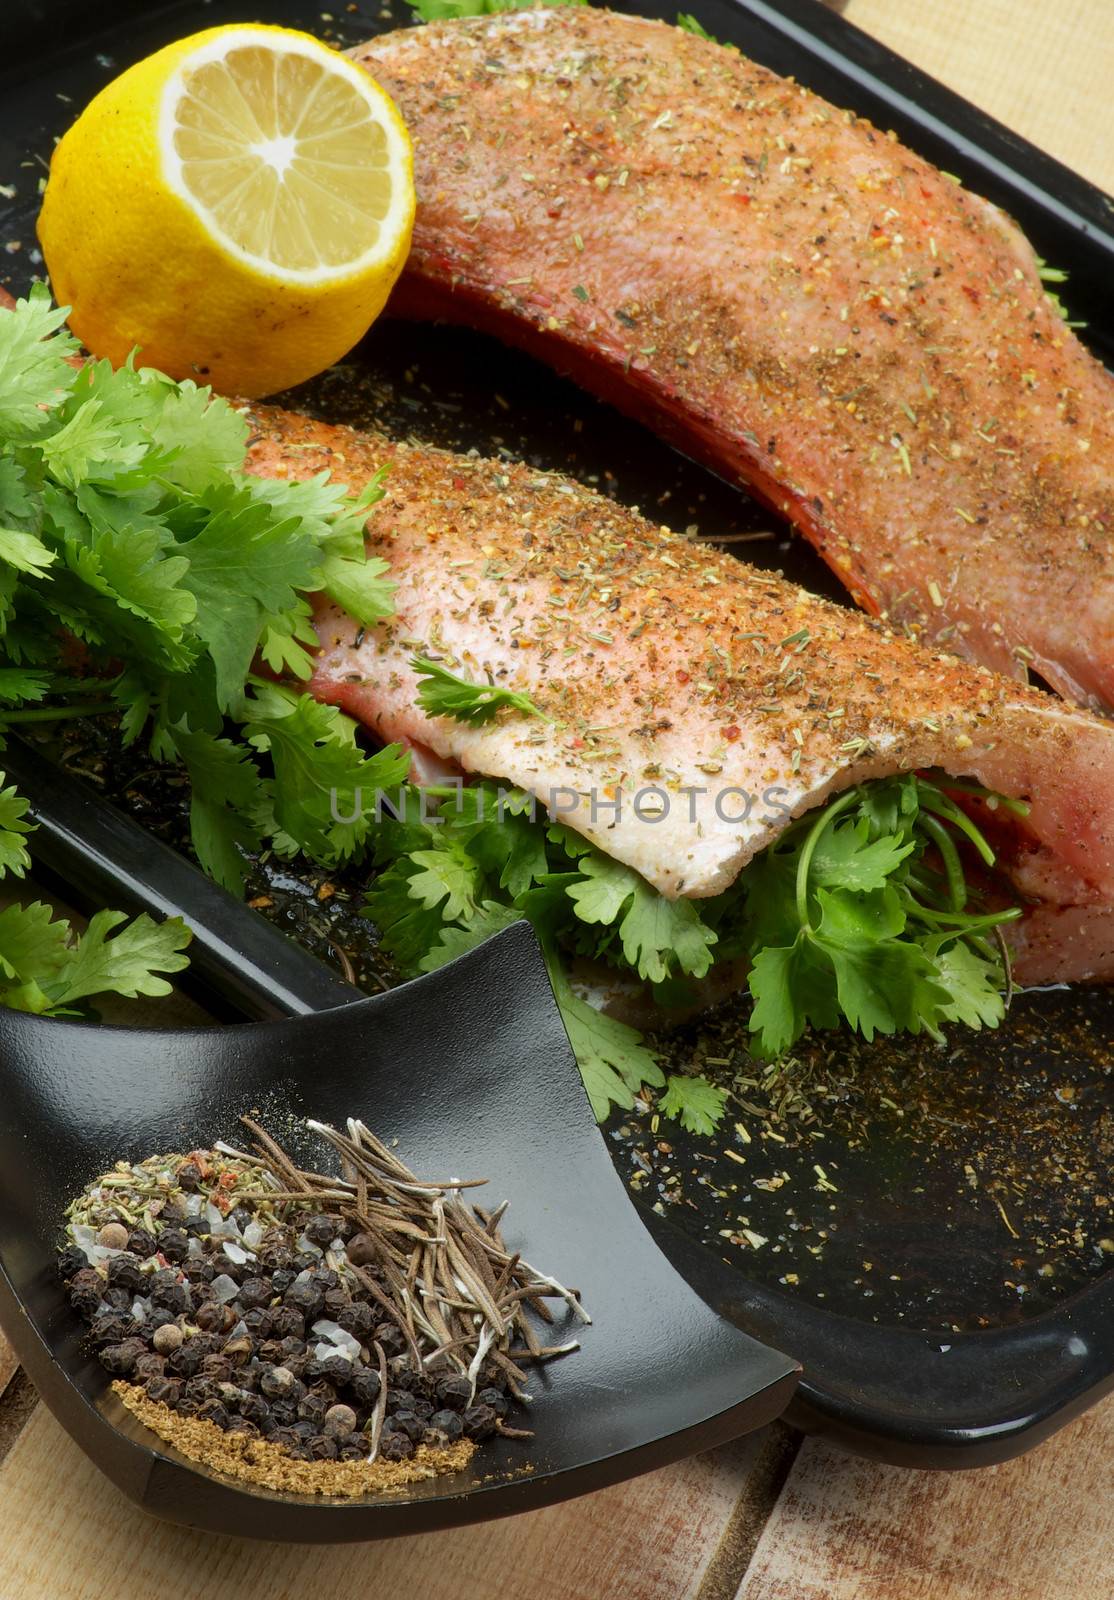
169 722 264 893
39 909 191 1008
0 773 35 877
412 0 584 19
565 852 718 982
0 285 78 441
406 844 483 922
660 1073 728 1135
242 682 409 864
546 958 665 1121
417 901 523 972
411 656 549 727
179 487 317 710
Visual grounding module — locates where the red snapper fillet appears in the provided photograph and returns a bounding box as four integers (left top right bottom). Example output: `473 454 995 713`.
243 402 1114 988
349 9 1114 709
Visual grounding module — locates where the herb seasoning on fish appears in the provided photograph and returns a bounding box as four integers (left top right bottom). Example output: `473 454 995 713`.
60 1115 587 1497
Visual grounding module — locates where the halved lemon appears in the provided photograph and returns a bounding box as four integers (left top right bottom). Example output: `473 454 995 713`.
38 25 414 396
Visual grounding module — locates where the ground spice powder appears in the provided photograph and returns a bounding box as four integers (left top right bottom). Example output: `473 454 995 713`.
114 1383 475 1498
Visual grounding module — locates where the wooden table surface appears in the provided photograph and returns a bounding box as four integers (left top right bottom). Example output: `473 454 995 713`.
1 2 1112 1596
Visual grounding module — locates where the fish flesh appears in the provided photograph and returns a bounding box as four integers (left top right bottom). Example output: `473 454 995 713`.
351 9 1114 709
244 400 1114 986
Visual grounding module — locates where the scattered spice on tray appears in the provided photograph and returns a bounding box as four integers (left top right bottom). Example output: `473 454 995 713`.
59 1114 588 1497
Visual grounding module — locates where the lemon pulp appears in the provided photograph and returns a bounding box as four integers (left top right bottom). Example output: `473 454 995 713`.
167 40 398 278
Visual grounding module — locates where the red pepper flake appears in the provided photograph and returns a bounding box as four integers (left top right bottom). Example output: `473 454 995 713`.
734 193 751 207
961 284 980 305
676 670 691 684
452 476 465 490
721 724 741 742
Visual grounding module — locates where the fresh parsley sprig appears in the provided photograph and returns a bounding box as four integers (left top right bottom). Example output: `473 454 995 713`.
412 656 550 727
364 772 1022 1127
0 287 405 894
0 768 190 1014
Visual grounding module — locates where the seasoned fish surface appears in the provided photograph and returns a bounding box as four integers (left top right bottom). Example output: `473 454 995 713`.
351 8 1114 708
245 403 1114 985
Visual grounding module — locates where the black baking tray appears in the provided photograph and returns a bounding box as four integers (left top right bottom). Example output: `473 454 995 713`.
1 0 1112 1472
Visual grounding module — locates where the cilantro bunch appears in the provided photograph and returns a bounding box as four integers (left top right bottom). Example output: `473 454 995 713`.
0 769 189 1013
365 771 1022 1130
0 287 408 893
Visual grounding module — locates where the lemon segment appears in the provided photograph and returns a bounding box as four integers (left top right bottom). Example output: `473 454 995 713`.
37 25 415 397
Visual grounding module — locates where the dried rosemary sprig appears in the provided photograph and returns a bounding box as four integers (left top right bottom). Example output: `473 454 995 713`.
227 1114 589 1423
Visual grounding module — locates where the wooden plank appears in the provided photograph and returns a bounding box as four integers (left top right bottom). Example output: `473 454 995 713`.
737 1397 1114 1600
0 1407 771 1600
844 0 1114 194
0 1334 17 1399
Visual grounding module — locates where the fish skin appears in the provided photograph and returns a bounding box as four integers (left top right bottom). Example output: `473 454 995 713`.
350 9 1114 709
243 401 1114 984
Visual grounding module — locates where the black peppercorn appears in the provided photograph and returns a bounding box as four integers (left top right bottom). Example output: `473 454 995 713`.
425 1409 464 1441
197 1400 230 1430
409 1397 434 1422
305 1434 338 1461
292 1252 319 1273
103 1286 135 1313
195 1300 234 1333
237 1277 272 1311
183 1215 209 1238
373 1322 406 1357
133 1352 166 1384
149 1270 190 1314
126 1228 157 1260
268 1400 299 1428
99 1337 148 1376
318 1354 354 1385
476 1386 510 1419
104 1254 143 1292
297 1392 329 1427
145 1376 181 1407
57 1245 89 1282
260 1251 295 1282
322 1288 349 1320
210 1253 245 1284
303 1215 336 1248
338 1439 366 1462
336 1302 376 1340
269 1268 296 1296
176 1161 202 1191
238 1393 272 1431
88 1312 136 1347
380 1432 413 1462
241 1307 273 1341
347 1366 381 1407
184 1377 220 1405
434 1374 473 1412
284 1281 324 1320
68 1269 105 1319
388 1410 425 1442
159 1229 189 1264
462 1405 498 1441
268 1306 305 1342
200 1354 233 1383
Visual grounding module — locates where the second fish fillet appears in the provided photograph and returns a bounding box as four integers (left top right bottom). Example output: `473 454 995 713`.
244 401 1114 988
351 8 1114 709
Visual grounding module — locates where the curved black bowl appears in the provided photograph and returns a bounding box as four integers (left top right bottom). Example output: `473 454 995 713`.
0 923 797 1541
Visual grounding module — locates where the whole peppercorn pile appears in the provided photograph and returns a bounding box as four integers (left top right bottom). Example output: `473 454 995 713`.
60 1114 588 1491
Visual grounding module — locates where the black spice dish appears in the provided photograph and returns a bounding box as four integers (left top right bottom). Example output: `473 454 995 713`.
0 921 798 1541
0 0 1112 1486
